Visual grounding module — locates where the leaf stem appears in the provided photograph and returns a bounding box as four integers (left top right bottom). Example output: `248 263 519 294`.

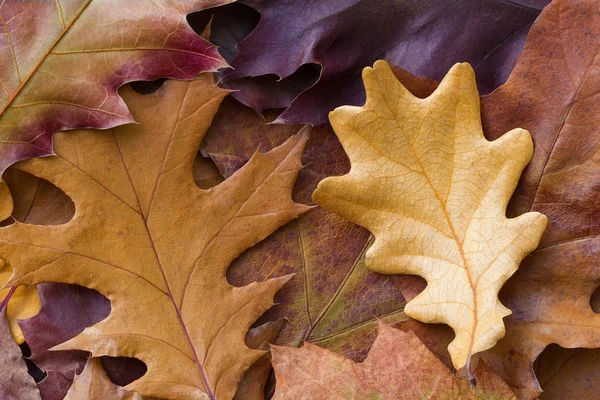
0 286 17 313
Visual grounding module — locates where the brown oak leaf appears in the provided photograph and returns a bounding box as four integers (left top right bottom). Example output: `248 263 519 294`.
0 74 309 399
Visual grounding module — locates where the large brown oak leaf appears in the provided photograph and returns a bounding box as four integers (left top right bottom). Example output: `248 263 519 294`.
0 74 309 399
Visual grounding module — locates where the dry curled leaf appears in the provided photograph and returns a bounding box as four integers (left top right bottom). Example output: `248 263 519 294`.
271 322 516 400
313 60 547 372
0 74 309 399
0 0 232 173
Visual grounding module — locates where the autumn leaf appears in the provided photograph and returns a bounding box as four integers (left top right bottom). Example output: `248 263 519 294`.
201 97 407 364
0 168 112 399
462 0 600 396
271 322 516 399
0 0 233 173
0 74 309 399
313 60 547 372
0 308 41 400
216 0 550 125
64 358 150 400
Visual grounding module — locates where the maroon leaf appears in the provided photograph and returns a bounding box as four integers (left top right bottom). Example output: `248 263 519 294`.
0 0 232 173
217 0 550 125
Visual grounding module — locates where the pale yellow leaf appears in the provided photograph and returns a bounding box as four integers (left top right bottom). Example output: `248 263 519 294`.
313 60 547 372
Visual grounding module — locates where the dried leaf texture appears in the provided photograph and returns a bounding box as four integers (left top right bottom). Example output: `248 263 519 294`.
64 358 147 400
0 0 232 172
313 60 547 371
476 0 600 396
0 75 309 399
271 323 516 400
0 309 41 400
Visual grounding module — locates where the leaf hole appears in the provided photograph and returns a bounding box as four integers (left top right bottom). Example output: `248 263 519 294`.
1 168 75 226
101 356 147 386
194 153 225 190
591 285 600 313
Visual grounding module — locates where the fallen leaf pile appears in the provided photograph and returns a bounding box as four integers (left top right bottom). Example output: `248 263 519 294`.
1 0 600 399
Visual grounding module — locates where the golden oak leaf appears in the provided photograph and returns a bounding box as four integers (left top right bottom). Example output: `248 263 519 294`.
313 60 547 373
271 322 516 400
65 358 148 400
0 74 309 399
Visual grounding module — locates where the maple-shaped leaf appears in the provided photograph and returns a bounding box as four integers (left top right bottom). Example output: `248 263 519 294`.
0 74 309 399
271 322 516 399
468 0 600 396
313 60 547 372
201 97 407 364
64 357 154 400
0 0 233 173
0 308 41 400
218 0 550 125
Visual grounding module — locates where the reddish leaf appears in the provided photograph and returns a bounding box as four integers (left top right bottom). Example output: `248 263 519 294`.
201 98 407 366
271 323 516 399
0 0 232 172
475 0 600 397
217 0 550 125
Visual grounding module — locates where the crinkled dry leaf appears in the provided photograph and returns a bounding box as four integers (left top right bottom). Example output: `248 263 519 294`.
313 60 547 372
271 322 516 400
0 0 232 173
0 308 41 400
0 74 309 399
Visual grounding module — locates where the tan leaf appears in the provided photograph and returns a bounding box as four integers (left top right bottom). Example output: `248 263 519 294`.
65 358 149 400
0 74 309 399
313 60 547 372
271 322 516 400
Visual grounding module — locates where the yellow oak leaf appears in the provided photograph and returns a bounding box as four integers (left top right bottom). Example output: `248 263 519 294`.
0 181 40 345
313 60 547 373
0 74 309 399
